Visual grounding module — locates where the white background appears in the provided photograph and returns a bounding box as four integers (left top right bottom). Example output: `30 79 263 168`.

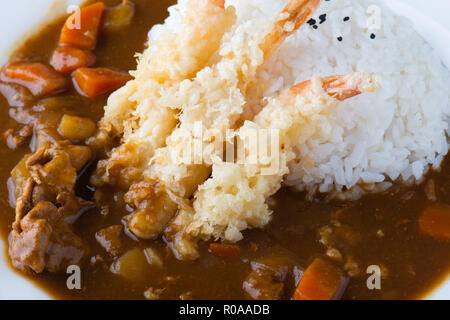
0 0 449 300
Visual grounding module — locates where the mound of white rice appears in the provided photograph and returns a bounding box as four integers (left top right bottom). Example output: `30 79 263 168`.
148 0 450 199
227 0 450 197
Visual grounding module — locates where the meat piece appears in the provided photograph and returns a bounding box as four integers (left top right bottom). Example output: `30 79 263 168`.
14 178 35 222
26 145 77 194
64 145 93 171
243 260 288 300
0 81 33 107
164 209 200 261
9 142 94 274
10 155 55 207
10 154 33 203
10 201 85 273
5 124 34 149
242 251 304 300
56 192 94 224
124 180 178 240
24 143 92 192
95 225 124 258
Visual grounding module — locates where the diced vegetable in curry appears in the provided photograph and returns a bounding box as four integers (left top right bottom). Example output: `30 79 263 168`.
50 47 96 74
2 63 68 97
0 0 448 300
59 2 105 49
73 67 132 98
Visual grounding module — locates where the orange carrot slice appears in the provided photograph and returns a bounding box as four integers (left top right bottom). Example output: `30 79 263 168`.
2 63 68 97
59 2 105 49
419 203 450 240
209 243 241 258
50 47 96 74
73 67 132 98
211 0 225 8
293 257 348 300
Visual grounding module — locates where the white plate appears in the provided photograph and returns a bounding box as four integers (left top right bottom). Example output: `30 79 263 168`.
0 0 449 300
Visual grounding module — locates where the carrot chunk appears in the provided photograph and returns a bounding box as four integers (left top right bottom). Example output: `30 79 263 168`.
419 203 450 240
209 243 241 258
293 258 348 300
59 2 105 49
211 0 225 8
73 67 132 98
1 63 68 97
50 47 96 74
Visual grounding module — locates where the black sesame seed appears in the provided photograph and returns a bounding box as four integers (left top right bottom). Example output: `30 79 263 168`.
343 16 350 22
337 36 343 42
370 33 376 39
319 14 327 24
307 18 316 26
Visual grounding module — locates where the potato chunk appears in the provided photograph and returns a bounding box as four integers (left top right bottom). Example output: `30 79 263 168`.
58 115 96 141
111 248 149 282
103 0 135 32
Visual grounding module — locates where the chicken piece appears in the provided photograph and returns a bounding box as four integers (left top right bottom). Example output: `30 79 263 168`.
11 143 92 204
124 180 178 239
0 82 33 107
95 225 124 258
243 253 300 300
64 145 93 171
26 145 77 194
56 192 95 224
9 142 94 273
10 200 86 274
25 143 93 193
5 124 34 150
164 208 199 261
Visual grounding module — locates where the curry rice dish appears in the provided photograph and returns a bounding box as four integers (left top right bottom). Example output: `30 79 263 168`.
0 0 449 300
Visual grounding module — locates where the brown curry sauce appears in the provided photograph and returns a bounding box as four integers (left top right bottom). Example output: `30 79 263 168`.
0 0 449 300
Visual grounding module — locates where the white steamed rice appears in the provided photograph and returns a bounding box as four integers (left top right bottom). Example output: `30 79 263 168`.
229 0 450 197
154 0 450 198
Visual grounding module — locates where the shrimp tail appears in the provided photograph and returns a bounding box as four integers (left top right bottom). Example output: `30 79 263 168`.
286 72 382 102
261 0 322 58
